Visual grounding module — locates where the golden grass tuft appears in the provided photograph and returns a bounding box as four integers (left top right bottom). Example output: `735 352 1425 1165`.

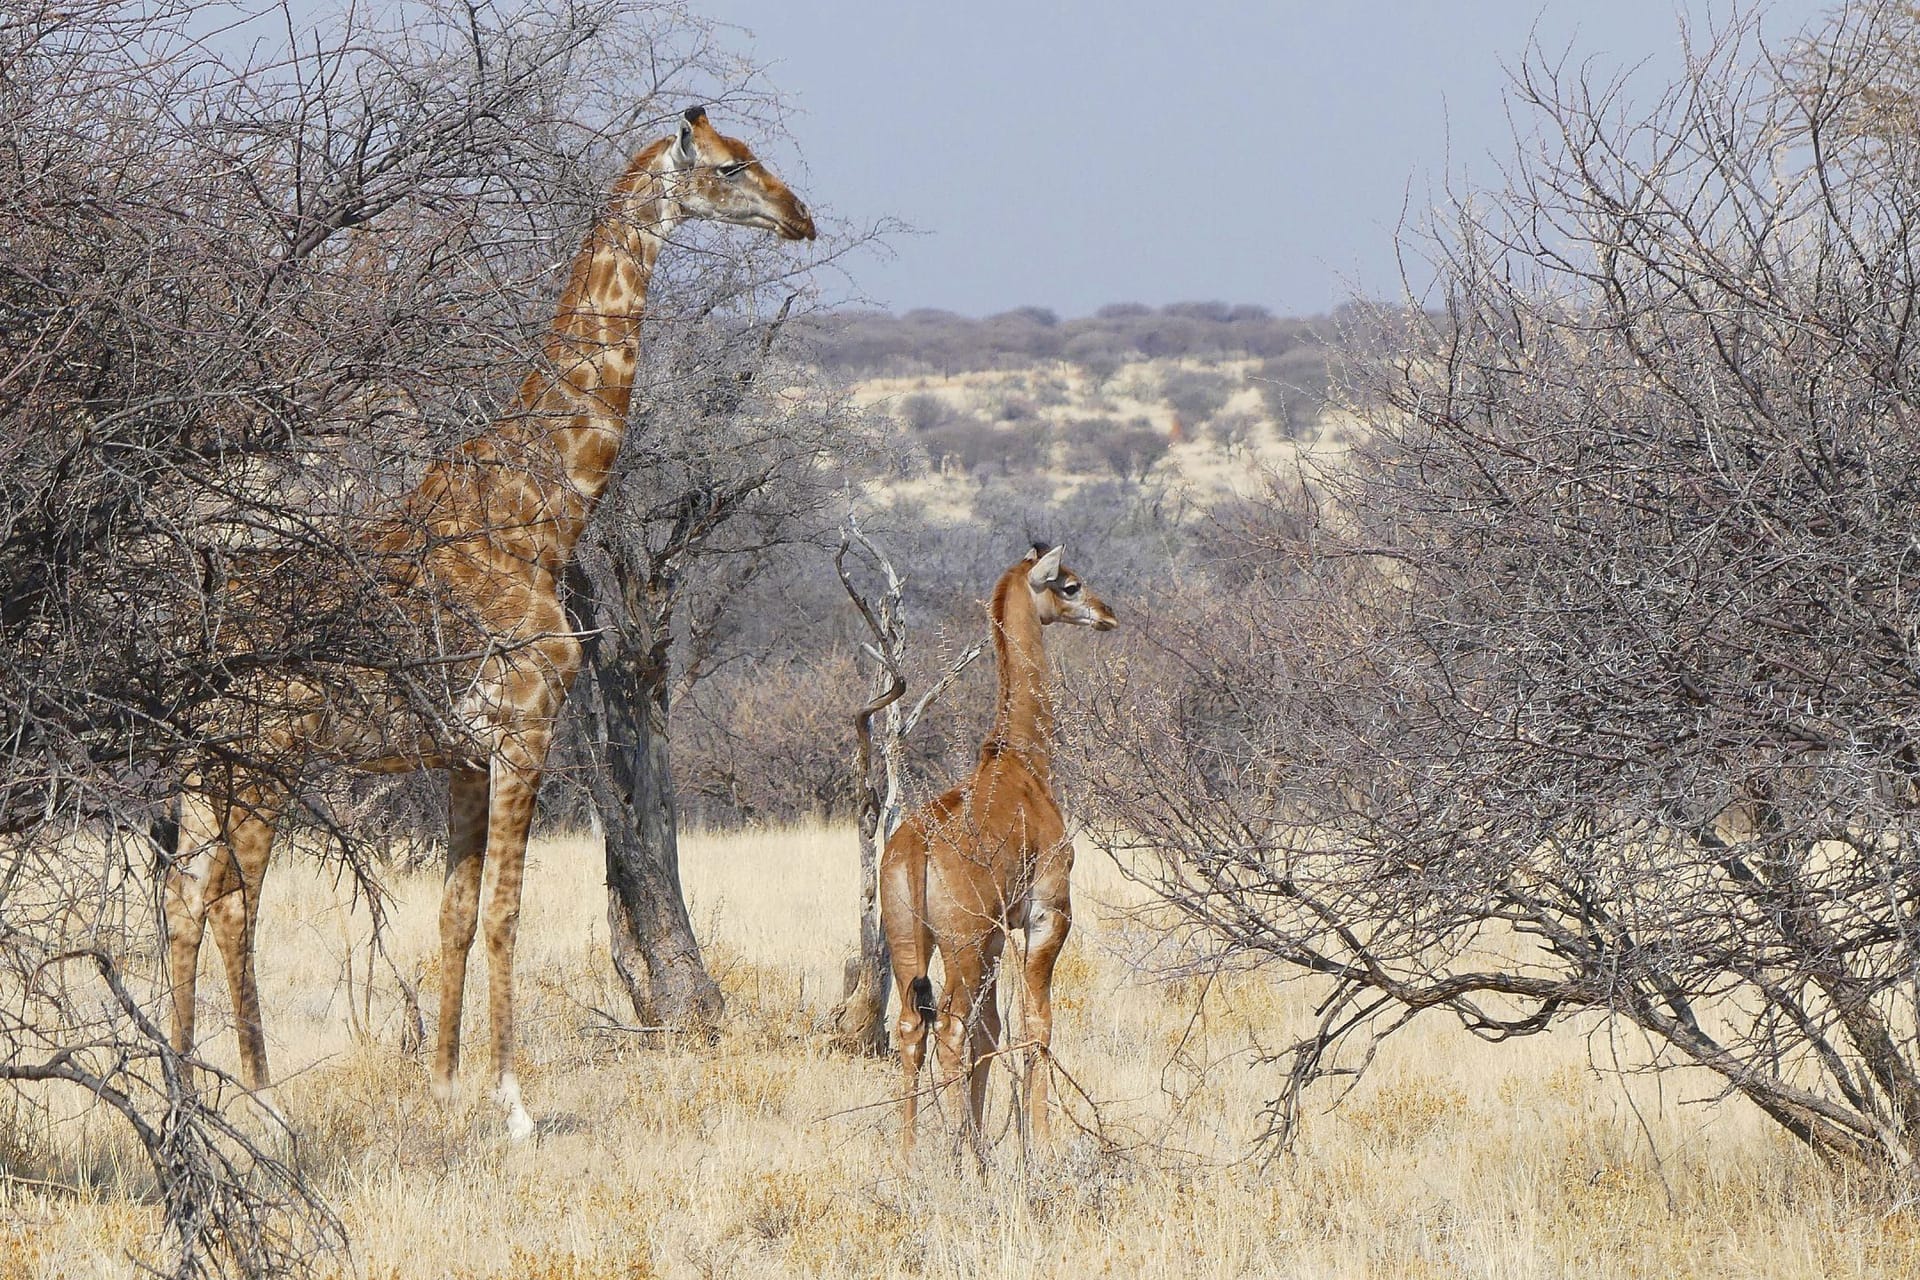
5 820 1920 1277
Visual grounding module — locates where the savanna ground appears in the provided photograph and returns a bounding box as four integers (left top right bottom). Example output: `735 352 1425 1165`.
3 824 1916 1279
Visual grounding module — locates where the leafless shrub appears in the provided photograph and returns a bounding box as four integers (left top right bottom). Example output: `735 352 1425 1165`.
920 412 1042 477
569 285 883 1026
1202 409 1259 449
1062 417 1167 481
1160 367 1239 427
1252 347 1331 439
825 514 985 1054
1029 374 1074 409
1081 4 1920 1179
899 393 951 434
677 650 862 825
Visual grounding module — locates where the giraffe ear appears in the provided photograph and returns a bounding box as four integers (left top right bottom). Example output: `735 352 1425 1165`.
1028 545 1063 588
672 115 699 168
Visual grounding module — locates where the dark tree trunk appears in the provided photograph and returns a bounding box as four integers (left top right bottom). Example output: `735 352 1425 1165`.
571 562 723 1032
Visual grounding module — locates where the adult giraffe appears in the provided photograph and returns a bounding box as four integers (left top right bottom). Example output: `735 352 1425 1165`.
881 545 1117 1161
162 107 814 1139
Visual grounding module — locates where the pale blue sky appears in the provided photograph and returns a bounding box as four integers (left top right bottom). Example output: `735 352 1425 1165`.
698 1 1833 317
236 2 1837 318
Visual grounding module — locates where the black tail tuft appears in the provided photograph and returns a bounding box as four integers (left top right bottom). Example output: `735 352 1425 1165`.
150 797 180 870
909 976 936 1025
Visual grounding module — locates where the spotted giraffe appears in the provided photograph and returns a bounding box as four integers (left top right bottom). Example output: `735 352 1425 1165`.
163 107 814 1139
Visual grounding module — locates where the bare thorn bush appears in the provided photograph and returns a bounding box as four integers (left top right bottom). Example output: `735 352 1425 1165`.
1080 3 1920 1181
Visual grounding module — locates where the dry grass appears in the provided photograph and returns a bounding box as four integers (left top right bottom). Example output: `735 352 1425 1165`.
3 822 1916 1278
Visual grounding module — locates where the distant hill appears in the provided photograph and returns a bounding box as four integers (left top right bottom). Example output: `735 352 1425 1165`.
796 301 1335 382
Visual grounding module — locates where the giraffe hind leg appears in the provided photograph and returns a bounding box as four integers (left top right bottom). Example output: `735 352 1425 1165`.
204 780 288 1098
881 828 936 1162
892 972 934 1163
162 790 221 1071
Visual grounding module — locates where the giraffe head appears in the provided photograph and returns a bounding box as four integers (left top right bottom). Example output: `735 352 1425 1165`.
656 105 816 241
1024 543 1118 631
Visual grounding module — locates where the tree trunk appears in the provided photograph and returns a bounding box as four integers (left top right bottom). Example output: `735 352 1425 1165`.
573 567 723 1033
830 719 896 1054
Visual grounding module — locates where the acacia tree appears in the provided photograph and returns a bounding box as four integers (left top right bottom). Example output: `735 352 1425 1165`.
567 282 879 1028
1083 3 1920 1175
0 0 795 1272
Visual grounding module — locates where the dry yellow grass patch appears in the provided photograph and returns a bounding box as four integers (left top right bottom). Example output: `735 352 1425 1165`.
2 822 1916 1278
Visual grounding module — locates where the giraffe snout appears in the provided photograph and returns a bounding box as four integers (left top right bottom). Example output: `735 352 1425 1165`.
779 196 816 241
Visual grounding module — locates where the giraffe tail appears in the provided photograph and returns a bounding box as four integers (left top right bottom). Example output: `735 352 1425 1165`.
909 975 936 1025
880 817 936 1032
150 795 181 870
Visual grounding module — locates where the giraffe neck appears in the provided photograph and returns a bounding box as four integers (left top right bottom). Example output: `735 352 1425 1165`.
985 566 1053 770
465 140 676 572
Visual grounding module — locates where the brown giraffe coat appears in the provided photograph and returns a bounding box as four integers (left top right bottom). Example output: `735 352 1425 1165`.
881 545 1117 1161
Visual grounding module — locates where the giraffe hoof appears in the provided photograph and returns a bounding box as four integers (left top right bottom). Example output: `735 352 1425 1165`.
250 1086 289 1129
495 1072 535 1141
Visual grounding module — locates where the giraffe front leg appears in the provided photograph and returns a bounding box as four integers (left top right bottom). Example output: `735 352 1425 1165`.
433 768 489 1103
1019 889 1072 1152
966 962 1003 1168
481 753 542 1141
